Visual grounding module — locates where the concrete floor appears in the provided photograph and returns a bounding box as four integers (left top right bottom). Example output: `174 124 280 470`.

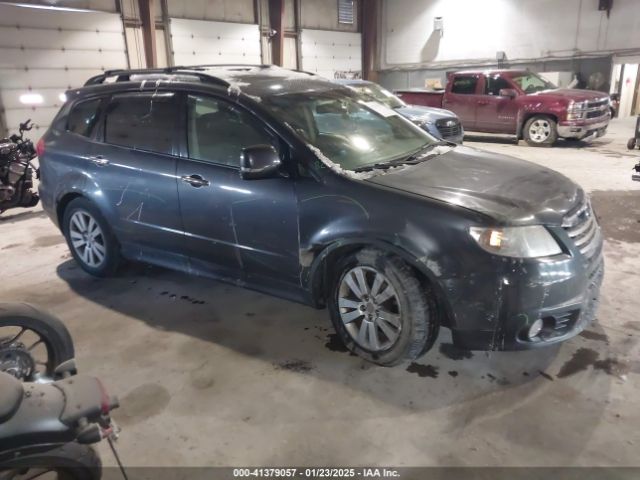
1 117 639 467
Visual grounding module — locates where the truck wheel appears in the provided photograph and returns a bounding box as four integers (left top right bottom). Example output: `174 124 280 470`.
328 248 439 366
524 115 558 147
628 138 637 150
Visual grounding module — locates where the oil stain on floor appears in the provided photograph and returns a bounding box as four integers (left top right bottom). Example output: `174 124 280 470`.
117 383 171 426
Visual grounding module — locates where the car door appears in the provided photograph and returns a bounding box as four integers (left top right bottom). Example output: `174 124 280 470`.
477 74 520 133
90 91 184 257
442 74 481 130
177 93 300 285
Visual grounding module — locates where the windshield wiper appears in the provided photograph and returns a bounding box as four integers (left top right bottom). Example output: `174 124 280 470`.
353 140 454 173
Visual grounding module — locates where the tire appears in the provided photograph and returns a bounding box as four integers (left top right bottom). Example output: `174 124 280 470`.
628 138 637 150
0 302 75 381
62 198 121 277
0 442 102 480
327 248 439 366
523 115 558 147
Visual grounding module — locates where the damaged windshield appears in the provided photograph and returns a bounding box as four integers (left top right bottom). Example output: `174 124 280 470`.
261 89 437 172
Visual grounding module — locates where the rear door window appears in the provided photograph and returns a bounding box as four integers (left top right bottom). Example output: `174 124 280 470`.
67 98 102 137
451 76 478 94
104 92 180 155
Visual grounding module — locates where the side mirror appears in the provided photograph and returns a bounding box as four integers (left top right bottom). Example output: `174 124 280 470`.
499 88 517 99
240 145 282 180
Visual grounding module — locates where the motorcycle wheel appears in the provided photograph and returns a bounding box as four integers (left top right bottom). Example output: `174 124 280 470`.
0 443 101 480
0 303 75 382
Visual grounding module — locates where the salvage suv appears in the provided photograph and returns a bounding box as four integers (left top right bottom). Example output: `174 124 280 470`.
38 65 604 366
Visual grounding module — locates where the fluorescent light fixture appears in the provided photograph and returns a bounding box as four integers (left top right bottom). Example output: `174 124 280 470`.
59 93 67 102
19 93 44 105
9 2 92 12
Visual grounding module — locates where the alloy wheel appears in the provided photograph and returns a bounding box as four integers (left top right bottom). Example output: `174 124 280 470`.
529 119 551 143
337 266 402 352
69 210 106 268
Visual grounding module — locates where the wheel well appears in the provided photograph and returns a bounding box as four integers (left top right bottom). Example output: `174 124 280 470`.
310 243 451 327
56 193 83 228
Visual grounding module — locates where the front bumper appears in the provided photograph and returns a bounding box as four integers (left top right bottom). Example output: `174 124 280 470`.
442 215 604 352
558 118 609 140
450 258 604 350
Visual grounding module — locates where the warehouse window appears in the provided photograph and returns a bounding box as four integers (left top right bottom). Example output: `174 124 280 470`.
451 76 478 95
338 0 354 24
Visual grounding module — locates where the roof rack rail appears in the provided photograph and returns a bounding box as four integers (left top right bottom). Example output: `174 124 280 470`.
83 66 232 87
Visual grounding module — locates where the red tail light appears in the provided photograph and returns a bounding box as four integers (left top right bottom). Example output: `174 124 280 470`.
36 137 45 158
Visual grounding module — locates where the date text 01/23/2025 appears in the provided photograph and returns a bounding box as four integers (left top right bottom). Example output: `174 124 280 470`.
233 468 400 478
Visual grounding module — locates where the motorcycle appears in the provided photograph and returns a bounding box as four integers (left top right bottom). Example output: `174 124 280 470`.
0 303 126 480
0 119 40 215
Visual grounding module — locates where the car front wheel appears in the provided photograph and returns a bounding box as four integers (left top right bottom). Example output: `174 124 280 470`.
328 248 439 366
524 115 558 147
62 198 121 277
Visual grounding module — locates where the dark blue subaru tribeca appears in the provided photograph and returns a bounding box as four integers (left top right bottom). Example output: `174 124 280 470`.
38 65 604 366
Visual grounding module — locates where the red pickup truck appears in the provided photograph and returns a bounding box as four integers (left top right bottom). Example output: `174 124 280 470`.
395 70 611 147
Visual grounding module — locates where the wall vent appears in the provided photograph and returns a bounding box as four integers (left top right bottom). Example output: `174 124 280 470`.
338 0 354 25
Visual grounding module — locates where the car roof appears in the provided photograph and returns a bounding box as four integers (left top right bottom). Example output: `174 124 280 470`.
78 64 347 99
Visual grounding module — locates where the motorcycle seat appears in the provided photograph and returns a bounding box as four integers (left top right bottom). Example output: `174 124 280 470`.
0 371 23 424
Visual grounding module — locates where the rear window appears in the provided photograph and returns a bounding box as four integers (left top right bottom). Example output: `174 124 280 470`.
451 76 478 94
104 92 180 155
67 98 101 137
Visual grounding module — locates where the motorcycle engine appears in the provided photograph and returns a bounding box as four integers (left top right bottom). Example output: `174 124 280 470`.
0 139 24 202
0 140 19 202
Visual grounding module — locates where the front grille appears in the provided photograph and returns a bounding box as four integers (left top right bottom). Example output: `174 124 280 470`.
563 201 602 265
436 117 462 139
584 97 609 120
587 98 609 109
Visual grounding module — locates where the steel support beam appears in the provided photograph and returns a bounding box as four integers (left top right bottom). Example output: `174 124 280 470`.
361 0 379 81
269 0 285 66
138 0 157 68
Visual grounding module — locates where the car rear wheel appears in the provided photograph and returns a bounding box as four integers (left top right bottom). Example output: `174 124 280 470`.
524 115 558 147
328 248 439 366
62 198 121 277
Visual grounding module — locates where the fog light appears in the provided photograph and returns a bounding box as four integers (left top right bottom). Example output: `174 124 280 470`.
528 319 544 339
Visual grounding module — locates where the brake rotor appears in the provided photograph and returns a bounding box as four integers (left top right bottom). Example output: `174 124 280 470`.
0 342 36 380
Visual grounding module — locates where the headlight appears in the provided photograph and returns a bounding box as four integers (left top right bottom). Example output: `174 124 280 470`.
469 226 562 258
567 100 587 120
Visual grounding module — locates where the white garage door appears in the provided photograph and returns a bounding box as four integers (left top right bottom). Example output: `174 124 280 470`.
170 18 261 66
300 29 361 80
0 3 127 135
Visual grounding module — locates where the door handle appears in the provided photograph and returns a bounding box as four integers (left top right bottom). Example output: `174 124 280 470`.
181 174 210 188
89 155 109 166
477 100 489 105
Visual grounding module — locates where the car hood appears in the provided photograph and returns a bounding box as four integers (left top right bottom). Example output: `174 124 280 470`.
365 146 583 225
532 88 608 102
395 105 457 122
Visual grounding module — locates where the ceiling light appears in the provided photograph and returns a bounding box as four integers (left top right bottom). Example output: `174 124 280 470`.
19 93 44 105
